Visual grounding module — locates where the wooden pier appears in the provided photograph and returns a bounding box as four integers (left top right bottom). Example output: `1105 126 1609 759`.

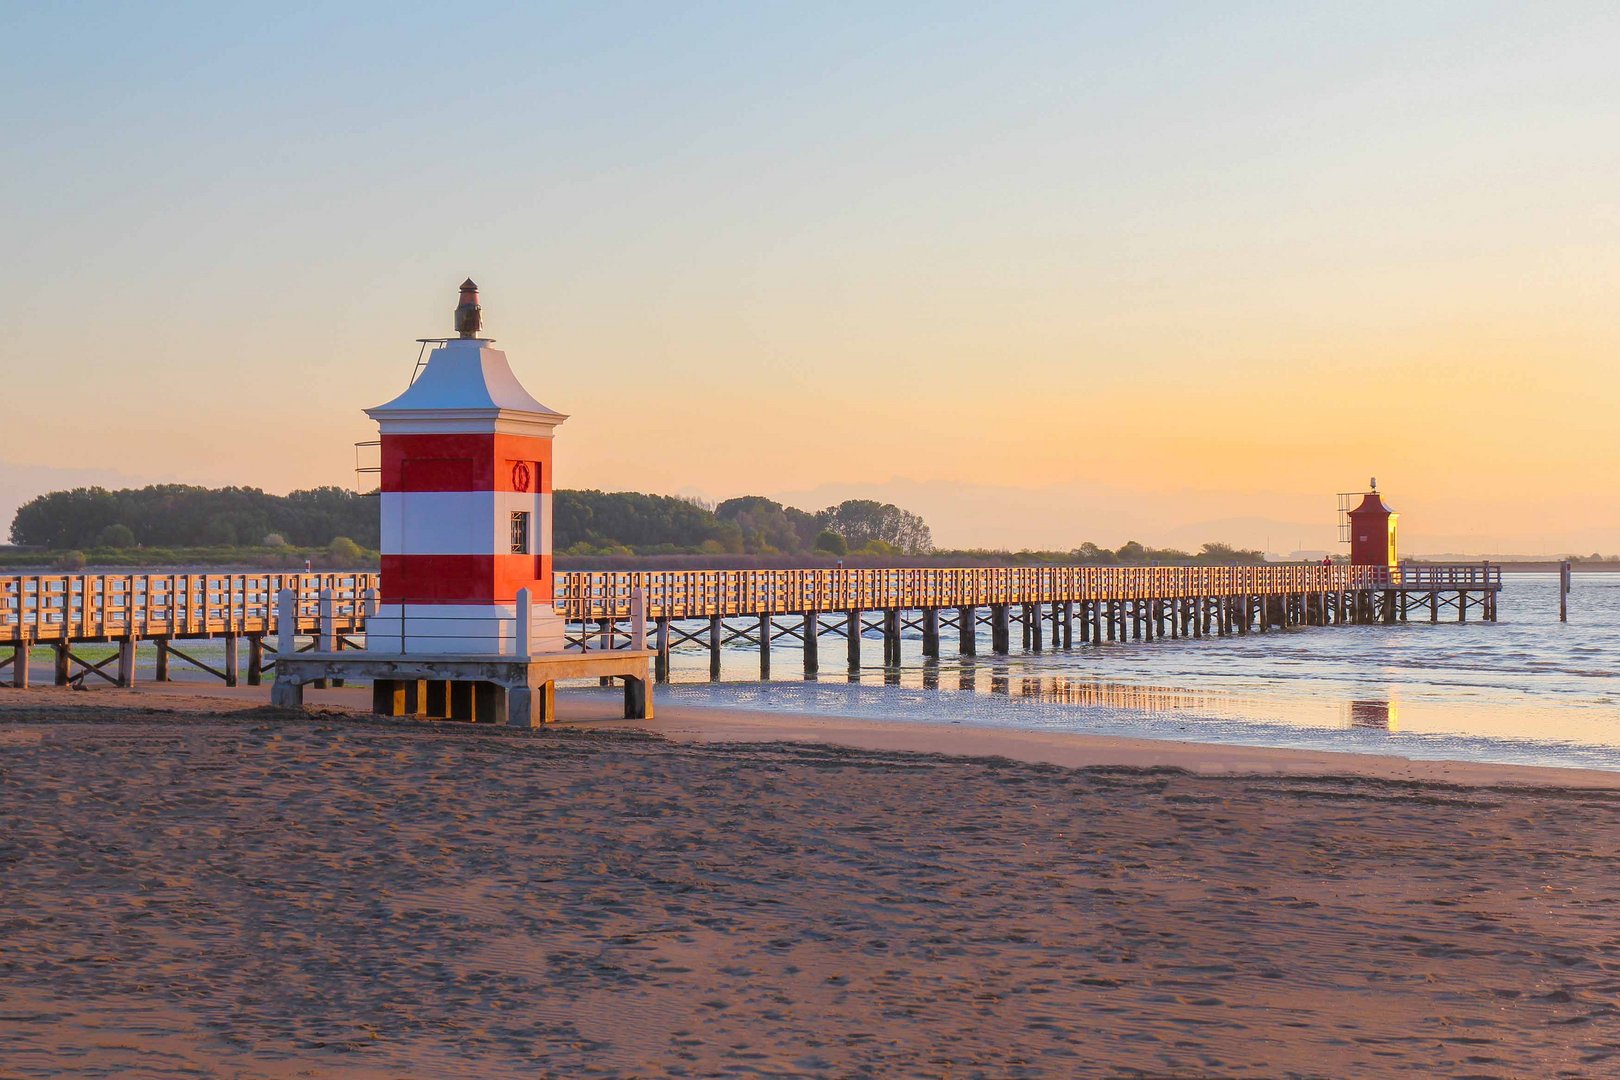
0 564 1501 689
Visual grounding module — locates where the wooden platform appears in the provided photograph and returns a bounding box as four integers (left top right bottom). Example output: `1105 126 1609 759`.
269 650 653 728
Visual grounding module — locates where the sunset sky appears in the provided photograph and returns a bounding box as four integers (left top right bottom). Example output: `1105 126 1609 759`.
3 3 1618 555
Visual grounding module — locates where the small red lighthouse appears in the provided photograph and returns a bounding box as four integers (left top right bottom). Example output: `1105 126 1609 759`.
1347 478 1398 569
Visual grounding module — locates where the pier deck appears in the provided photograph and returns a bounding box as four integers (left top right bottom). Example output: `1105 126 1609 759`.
0 564 1501 688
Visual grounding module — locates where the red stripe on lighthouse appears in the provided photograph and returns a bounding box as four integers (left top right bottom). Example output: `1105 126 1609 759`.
380 554 553 604
382 433 554 492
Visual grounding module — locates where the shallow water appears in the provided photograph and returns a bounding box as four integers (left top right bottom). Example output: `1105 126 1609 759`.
660 572 1620 772
50 572 1619 771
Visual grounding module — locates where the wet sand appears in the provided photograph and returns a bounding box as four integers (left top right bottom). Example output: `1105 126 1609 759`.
4 687 1620 1077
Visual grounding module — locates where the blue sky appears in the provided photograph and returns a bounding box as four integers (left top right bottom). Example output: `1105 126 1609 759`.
4 2 1620 553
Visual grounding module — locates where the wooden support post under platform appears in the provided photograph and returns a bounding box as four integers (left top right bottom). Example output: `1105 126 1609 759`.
882 608 902 665
921 608 940 658
958 606 976 655
449 681 476 721
847 610 862 670
372 679 407 715
247 634 265 686
155 638 171 682
54 642 69 686
425 681 450 718
117 638 137 688
759 614 771 679
655 617 671 683
991 604 1010 654
709 616 723 680
1061 600 1074 647
10 637 29 688
803 613 819 676
1027 604 1043 652
225 633 240 687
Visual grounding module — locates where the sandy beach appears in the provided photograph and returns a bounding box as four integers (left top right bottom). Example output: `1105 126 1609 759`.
4 687 1620 1078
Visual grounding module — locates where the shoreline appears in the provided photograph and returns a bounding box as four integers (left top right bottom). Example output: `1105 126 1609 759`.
5 681 1619 790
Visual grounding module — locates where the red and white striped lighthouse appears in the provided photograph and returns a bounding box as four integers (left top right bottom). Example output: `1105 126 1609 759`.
364 280 568 654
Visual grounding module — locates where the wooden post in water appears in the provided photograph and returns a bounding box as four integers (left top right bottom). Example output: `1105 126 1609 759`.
921 608 940 658
957 606 976 655
1560 560 1571 622
655 617 671 682
758 614 771 679
846 610 862 670
802 613 818 676
991 604 1010 654
709 616 723 680
155 638 171 682
882 608 902 665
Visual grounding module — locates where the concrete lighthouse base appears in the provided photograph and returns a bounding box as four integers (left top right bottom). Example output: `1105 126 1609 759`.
363 602 568 656
269 649 653 727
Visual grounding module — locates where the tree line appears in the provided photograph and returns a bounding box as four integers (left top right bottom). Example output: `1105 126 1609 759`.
9 485 379 550
6 486 936 557
7 484 1266 566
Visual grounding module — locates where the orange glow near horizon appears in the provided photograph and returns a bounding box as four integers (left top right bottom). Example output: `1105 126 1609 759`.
3 5 1619 557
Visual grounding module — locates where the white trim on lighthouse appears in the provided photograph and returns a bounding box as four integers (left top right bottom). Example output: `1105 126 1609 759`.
380 491 552 556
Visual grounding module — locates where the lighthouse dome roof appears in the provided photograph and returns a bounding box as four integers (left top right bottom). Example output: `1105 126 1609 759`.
366 338 568 435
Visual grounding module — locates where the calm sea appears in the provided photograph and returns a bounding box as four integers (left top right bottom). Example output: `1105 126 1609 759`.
66 571 1619 771
660 572 1620 772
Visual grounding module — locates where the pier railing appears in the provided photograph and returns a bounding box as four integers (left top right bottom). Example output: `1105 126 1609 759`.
557 564 1402 619
0 564 1499 643
0 573 374 643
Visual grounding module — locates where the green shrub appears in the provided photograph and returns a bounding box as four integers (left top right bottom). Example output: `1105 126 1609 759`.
814 530 848 556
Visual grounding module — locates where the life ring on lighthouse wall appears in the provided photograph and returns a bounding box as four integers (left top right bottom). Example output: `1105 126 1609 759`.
511 461 532 492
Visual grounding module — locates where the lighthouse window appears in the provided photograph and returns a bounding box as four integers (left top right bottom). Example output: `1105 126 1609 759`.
510 511 531 554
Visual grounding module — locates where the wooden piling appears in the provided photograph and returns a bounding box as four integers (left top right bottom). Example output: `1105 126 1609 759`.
991 604 1010 654
655 617 671 682
847 610 862 670
247 634 264 686
957 606 976 655
117 638 137 688
883 608 902 664
802 613 818 676
759 614 771 679
921 608 940 658
709 616 723 680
